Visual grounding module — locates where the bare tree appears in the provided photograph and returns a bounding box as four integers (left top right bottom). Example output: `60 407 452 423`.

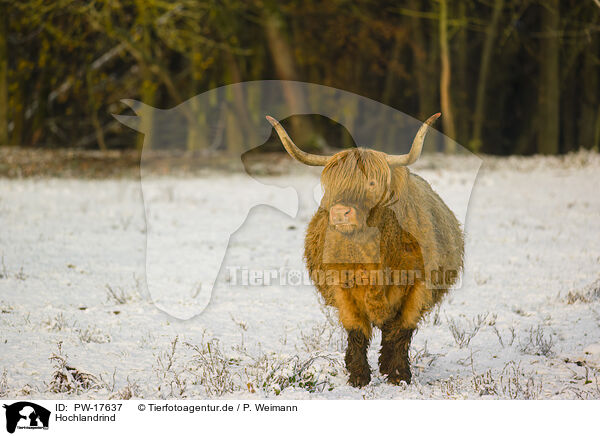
0 5 7 145
537 0 560 154
471 0 505 153
439 0 456 152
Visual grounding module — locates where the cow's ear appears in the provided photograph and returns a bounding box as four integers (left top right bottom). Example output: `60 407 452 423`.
392 166 409 178
391 166 409 189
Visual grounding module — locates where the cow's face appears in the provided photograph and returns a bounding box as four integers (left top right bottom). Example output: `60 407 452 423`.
321 149 393 235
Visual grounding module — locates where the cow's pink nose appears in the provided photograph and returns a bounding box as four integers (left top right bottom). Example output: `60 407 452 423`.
329 204 357 225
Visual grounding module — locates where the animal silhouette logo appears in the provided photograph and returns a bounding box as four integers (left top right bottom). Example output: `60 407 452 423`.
3 402 50 433
114 80 481 319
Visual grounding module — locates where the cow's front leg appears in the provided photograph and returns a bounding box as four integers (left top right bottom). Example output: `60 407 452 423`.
379 322 414 385
345 329 371 387
333 287 372 387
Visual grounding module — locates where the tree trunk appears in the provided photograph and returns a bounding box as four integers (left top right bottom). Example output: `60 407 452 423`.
439 0 456 152
561 71 576 152
11 80 23 145
410 0 438 122
137 74 157 151
263 9 315 148
537 0 560 154
30 73 49 146
86 71 107 151
471 0 504 153
377 31 402 152
455 1 470 146
579 36 599 150
226 51 257 152
264 11 306 117
381 32 402 107
0 6 8 145
135 2 156 151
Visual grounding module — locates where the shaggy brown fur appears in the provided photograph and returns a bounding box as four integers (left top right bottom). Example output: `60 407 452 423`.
345 329 371 387
303 148 464 386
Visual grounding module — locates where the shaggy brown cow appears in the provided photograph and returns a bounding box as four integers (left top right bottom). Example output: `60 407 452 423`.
266 114 464 387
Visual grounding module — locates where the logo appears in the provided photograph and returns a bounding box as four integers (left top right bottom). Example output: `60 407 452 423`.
2 402 50 434
114 80 481 319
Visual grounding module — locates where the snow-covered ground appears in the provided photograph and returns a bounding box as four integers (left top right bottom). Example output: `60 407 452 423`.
1 152 599 399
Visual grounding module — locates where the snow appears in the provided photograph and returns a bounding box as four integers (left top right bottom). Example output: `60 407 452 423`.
0 151 599 399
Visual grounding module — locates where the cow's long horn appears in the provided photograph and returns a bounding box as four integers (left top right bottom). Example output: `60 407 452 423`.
386 113 441 166
266 116 330 166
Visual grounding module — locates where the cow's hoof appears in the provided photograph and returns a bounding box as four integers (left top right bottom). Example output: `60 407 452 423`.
385 367 411 385
348 370 371 388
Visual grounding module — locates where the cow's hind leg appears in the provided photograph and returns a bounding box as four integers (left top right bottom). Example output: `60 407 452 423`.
379 321 414 385
345 329 371 387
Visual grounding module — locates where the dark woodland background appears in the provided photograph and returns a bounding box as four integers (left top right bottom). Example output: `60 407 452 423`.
0 0 599 156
